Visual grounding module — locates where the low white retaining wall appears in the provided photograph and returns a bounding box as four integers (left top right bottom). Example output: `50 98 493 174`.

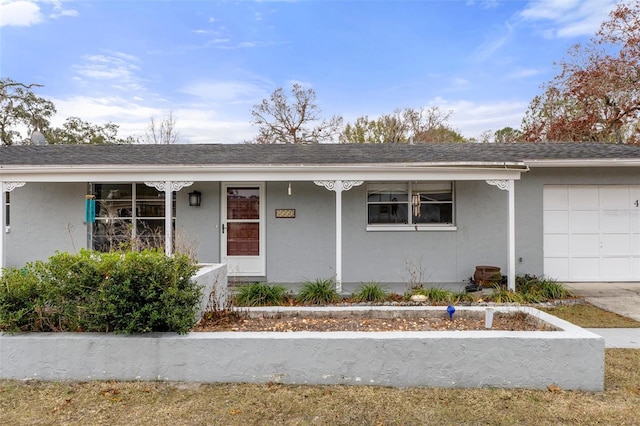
0 307 604 391
192 263 227 321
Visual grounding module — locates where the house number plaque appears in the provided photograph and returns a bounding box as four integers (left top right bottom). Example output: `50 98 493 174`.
275 209 296 218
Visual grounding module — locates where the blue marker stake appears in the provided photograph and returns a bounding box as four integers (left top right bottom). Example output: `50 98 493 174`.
447 305 455 321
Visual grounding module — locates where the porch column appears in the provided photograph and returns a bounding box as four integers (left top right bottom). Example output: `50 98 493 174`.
486 179 516 291
0 181 26 275
314 180 363 293
144 181 193 256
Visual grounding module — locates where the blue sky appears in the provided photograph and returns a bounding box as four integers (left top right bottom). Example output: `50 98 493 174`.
0 0 617 143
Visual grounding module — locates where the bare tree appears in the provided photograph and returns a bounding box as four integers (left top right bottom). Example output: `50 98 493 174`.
144 111 179 144
248 84 343 144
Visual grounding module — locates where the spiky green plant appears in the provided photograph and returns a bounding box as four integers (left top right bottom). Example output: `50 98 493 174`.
539 280 573 300
449 291 476 304
352 282 388 303
297 278 341 305
234 282 288 307
515 275 573 301
487 285 526 304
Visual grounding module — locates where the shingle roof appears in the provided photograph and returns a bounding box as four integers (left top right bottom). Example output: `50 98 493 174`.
2 142 640 166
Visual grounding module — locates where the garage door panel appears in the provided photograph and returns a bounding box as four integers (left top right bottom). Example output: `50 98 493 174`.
544 186 569 209
600 258 632 280
544 258 569 281
631 211 640 232
600 187 630 209
570 210 598 233
569 258 600 281
601 210 630 233
544 234 569 256
569 187 599 209
544 210 569 233
632 234 640 255
601 234 630 256
570 234 600 256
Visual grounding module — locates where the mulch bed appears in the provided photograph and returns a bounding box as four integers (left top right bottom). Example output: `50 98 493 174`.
193 311 555 332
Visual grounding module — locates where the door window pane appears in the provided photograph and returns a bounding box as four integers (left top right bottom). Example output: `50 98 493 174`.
227 188 260 219
227 223 260 256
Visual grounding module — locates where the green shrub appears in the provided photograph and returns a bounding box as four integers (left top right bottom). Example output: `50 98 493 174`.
234 282 288 306
516 274 573 301
487 285 526 304
297 278 341 305
410 287 454 304
0 249 200 334
352 282 387 303
449 291 477 304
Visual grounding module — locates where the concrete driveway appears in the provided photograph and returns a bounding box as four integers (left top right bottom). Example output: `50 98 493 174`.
565 282 640 322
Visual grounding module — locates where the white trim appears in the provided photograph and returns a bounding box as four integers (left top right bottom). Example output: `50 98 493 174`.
525 159 640 167
314 180 364 293
366 225 457 232
221 182 266 277
485 179 516 290
0 166 525 183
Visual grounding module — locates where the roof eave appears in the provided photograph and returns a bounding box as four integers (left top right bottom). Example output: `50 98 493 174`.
525 159 640 167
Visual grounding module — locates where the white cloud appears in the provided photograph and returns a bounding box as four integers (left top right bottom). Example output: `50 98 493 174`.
50 8 78 19
0 0 77 27
429 97 529 138
72 52 146 93
520 0 616 38
471 21 515 61
506 68 544 79
179 80 267 103
0 1 43 27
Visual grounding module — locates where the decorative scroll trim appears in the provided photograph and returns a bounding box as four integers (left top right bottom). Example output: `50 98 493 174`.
314 180 364 192
144 181 193 192
486 180 509 191
342 181 364 191
2 182 26 192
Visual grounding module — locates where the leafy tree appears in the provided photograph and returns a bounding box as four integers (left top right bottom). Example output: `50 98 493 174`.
340 106 466 143
494 127 523 143
522 0 640 143
46 116 134 145
0 78 56 145
144 111 179 144
248 83 343 144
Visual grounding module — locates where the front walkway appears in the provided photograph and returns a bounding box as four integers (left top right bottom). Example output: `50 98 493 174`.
565 282 640 349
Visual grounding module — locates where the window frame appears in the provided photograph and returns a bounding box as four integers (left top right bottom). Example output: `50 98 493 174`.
4 192 9 233
366 181 456 232
90 183 176 251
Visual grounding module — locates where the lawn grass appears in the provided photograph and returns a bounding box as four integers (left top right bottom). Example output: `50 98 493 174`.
540 302 640 328
2 300 637 424
1 349 639 425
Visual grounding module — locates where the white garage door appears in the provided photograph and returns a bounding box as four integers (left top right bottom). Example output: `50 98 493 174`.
543 185 640 282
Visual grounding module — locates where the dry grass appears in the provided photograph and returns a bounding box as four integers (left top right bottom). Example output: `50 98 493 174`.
540 302 640 328
0 349 639 425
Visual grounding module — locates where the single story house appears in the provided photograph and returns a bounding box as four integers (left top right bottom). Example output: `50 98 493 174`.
2 142 640 291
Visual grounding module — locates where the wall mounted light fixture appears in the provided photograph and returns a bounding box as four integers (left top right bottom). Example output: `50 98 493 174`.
287 182 292 196
188 191 202 207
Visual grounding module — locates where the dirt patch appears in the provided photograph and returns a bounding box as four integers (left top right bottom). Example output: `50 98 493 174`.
193 311 555 332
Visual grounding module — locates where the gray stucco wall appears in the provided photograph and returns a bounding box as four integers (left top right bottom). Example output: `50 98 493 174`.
176 182 220 263
6 182 86 267
265 181 510 284
7 168 638 282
